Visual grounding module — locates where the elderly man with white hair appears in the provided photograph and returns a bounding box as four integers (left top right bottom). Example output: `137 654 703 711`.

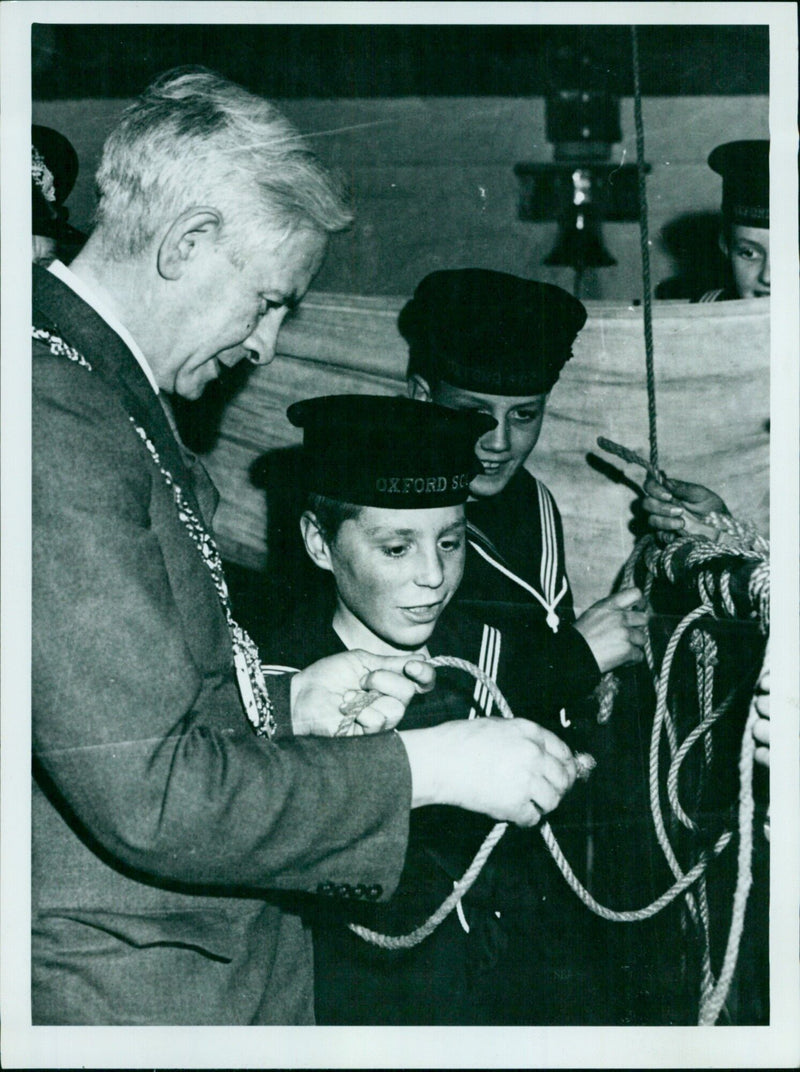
32 68 579 1025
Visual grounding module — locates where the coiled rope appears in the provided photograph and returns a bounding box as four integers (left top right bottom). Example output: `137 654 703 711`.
592 435 768 1020
347 653 755 1027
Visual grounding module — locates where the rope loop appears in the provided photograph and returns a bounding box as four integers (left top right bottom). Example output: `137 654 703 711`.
689 628 719 670
346 649 756 1030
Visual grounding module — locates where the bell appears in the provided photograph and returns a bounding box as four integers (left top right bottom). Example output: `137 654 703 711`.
545 167 616 269
545 208 617 268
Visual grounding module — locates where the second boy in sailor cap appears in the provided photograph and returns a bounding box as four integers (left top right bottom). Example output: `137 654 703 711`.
399 270 659 1019
32 124 85 265
401 269 642 679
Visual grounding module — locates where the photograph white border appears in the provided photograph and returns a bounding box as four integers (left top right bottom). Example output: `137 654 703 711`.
2 3 798 1067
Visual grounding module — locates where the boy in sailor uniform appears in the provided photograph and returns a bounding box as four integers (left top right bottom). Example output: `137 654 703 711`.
697 140 770 302
400 270 682 1020
31 124 85 265
265 394 648 1024
401 269 641 680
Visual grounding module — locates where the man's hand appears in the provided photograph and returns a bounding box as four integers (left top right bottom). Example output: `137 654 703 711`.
642 474 728 537
399 718 577 828
573 588 648 673
289 650 435 737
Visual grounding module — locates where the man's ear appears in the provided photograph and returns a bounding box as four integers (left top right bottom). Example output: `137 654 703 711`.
157 207 223 281
407 373 433 401
300 512 334 572
718 229 730 258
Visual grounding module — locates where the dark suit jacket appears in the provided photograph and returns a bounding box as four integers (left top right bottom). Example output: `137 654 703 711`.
31 265 411 1024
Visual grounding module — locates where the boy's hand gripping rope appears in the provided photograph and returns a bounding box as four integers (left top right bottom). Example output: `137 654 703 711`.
597 437 770 559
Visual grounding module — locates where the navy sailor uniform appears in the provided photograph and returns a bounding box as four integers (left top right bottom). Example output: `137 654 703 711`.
459 468 575 631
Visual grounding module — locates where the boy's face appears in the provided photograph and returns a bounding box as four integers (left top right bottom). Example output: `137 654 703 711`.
723 224 770 299
431 382 548 498
324 505 466 651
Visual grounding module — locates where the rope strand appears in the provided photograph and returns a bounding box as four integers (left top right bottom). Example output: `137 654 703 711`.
631 25 659 470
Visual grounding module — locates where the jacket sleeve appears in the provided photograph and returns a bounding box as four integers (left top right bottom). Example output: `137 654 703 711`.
33 356 410 900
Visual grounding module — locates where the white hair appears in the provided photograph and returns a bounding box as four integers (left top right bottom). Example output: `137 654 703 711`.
93 67 353 259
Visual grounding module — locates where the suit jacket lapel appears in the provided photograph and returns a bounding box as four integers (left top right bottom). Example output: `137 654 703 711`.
157 393 220 524
33 265 206 516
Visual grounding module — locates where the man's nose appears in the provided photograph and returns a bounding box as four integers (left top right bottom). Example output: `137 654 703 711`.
415 546 445 589
481 420 509 453
216 343 250 369
760 254 770 286
243 310 286 366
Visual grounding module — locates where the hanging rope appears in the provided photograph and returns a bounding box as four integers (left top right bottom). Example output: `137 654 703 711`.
631 25 659 471
699 696 758 1024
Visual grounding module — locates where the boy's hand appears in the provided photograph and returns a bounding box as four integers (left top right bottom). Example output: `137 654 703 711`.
573 588 648 673
642 474 728 536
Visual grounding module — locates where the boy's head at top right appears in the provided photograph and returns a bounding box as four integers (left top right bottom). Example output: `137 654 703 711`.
399 269 587 499
708 139 770 299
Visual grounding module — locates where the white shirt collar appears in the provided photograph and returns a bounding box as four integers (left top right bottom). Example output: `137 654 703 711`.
47 259 160 395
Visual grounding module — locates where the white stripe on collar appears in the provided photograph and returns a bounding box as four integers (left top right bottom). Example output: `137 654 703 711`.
468 622 500 720
47 259 160 395
468 537 567 633
537 480 558 602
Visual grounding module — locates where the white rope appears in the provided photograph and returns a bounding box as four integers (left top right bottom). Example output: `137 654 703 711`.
347 653 746 1009
699 700 758 1024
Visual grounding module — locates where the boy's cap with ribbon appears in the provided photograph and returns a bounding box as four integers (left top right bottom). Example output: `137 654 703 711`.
708 140 769 228
288 394 496 508
32 124 85 244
